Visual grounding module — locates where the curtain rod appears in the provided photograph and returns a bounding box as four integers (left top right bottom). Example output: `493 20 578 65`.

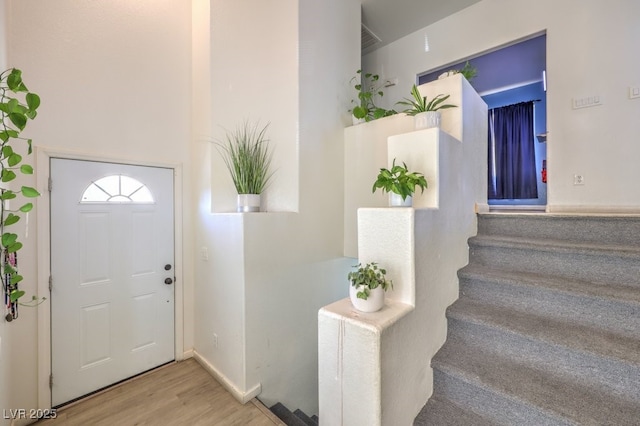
491 99 541 109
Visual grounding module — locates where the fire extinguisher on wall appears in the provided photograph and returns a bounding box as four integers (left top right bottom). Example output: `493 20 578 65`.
542 160 547 183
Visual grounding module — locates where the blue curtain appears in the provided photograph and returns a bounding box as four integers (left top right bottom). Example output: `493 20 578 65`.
487 101 538 199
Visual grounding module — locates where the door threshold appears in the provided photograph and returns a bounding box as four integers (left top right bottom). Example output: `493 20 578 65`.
489 205 546 213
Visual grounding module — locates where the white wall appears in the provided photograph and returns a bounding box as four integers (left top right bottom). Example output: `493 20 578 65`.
0 2 9 421
364 0 640 212
192 0 359 415
4 1 193 422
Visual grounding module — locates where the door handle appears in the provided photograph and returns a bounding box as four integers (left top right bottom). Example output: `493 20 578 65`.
165 264 172 271
164 278 173 285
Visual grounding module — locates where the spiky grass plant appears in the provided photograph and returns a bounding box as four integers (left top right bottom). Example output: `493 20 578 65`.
216 121 274 194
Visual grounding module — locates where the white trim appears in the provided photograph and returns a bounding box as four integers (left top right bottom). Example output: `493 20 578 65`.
547 204 640 215
36 146 185 408
192 350 262 404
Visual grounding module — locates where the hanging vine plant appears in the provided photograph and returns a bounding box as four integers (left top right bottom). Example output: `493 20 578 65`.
0 68 42 321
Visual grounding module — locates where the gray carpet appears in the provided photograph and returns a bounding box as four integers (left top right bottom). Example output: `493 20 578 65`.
414 213 640 425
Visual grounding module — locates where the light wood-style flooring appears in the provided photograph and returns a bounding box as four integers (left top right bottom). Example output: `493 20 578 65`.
37 358 283 426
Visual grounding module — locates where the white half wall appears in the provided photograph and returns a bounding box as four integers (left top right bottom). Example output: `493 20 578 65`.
193 0 359 416
364 0 640 212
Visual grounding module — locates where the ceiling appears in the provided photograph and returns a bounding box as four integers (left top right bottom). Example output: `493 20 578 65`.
361 0 482 54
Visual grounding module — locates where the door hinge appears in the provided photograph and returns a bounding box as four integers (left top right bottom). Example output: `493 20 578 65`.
49 374 53 389
49 276 52 292
48 177 52 192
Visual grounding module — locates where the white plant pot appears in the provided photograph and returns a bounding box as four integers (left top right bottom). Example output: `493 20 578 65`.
352 116 365 126
349 284 384 313
237 194 261 212
414 111 441 129
389 193 412 207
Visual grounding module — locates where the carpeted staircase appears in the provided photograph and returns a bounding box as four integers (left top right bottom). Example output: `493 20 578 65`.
415 213 640 425
269 402 318 426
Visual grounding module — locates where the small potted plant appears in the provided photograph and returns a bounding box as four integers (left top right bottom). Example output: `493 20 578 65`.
349 69 396 124
347 262 393 312
372 159 428 207
396 84 456 129
216 121 275 212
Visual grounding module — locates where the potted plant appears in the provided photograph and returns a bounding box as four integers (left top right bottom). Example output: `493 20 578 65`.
372 159 428 207
349 69 396 124
396 84 456 129
347 262 393 312
216 121 275 212
439 61 478 82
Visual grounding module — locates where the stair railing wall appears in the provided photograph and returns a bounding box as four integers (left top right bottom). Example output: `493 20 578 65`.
319 74 488 425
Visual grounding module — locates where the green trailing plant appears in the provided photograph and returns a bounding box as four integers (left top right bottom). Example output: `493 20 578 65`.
372 158 428 201
0 68 42 318
216 121 275 195
347 262 393 300
349 69 396 122
396 84 457 116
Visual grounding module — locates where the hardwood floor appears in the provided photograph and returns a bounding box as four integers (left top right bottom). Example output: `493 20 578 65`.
38 359 283 426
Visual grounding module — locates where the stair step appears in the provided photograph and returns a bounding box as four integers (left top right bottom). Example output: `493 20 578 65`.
458 264 640 338
478 213 640 248
468 235 640 286
418 214 640 424
293 409 318 426
448 297 640 371
269 403 308 426
413 394 495 426
445 298 640 403
432 338 640 425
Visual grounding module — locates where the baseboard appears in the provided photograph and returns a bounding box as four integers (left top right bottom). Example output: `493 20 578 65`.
181 349 194 360
192 350 261 404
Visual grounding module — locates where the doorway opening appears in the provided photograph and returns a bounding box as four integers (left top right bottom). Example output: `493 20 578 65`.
418 33 547 210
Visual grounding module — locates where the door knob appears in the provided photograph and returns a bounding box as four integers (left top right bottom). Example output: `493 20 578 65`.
164 278 173 285
165 264 172 271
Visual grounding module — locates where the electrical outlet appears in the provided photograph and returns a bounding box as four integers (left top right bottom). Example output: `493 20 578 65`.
213 333 218 348
629 86 640 99
201 246 209 261
573 174 585 185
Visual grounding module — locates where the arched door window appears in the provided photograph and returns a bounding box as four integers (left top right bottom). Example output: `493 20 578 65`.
81 175 154 203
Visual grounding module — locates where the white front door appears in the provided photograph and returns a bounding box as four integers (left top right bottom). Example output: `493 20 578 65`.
50 159 175 406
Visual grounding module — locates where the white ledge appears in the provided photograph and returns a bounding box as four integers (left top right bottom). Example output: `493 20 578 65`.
319 297 415 333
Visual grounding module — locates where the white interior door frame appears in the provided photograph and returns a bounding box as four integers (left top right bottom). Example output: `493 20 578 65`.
35 147 186 409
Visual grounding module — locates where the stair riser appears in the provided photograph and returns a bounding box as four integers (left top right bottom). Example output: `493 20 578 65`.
445 315 640 402
432 368 571 426
458 277 640 338
469 243 640 286
478 215 640 247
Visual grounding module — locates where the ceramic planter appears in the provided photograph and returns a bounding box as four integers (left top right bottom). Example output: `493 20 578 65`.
349 284 384 313
389 193 412 207
237 194 260 212
414 111 441 129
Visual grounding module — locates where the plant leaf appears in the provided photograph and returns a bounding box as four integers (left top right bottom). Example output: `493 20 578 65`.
8 152 22 167
26 92 41 110
1 169 16 182
19 203 33 212
20 164 34 174
21 186 40 197
3 213 19 226
10 289 25 302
